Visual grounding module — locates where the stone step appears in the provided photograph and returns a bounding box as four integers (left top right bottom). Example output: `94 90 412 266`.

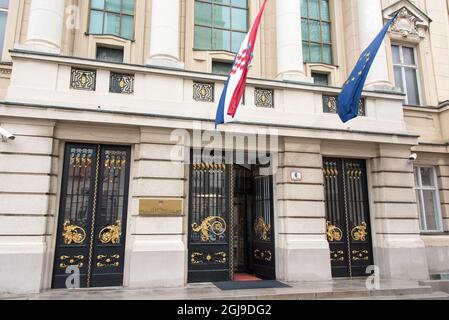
325 291 449 300
216 285 434 301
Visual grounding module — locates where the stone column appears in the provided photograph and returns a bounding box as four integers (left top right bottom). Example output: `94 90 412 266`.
276 0 312 82
24 0 65 53
147 0 184 68
371 144 429 280
276 138 332 282
357 0 392 89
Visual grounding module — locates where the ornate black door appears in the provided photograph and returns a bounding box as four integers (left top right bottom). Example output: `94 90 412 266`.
249 172 275 280
52 144 131 288
323 158 373 278
188 152 230 283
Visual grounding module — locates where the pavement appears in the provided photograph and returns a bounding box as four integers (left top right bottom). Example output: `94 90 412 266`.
1 278 448 300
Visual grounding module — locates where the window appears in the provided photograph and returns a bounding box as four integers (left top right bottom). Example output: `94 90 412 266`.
414 166 443 232
392 44 421 106
312 72 329 85
0 0 9 57
301 0 332 64
212 61 233 75
96 46 124 63
89 0 135 40
194 0 248 53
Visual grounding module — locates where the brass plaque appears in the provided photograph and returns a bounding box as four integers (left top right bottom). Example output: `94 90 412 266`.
139 199 182 216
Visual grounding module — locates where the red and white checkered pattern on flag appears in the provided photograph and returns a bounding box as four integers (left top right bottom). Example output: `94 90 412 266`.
215 0 267 126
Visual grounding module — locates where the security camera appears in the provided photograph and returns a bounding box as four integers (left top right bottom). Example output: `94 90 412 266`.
0 127 16 142
409 153 418 162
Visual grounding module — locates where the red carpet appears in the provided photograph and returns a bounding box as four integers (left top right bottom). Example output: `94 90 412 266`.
234 273 262 282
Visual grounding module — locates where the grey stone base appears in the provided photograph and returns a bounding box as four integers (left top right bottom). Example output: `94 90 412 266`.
376 246 429 280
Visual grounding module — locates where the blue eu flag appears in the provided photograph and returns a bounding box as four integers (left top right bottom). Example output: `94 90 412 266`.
337 14 398 123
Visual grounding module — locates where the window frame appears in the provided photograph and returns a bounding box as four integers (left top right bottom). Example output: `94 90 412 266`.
87 0 136 41
414 166 444 233
301 0 333 65
391 43 422 106
193 0 249 54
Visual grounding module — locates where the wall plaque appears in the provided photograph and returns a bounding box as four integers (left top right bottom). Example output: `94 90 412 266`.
139 199 182 216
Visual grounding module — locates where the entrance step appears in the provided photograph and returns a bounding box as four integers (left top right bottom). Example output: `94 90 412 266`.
215 283 438 300
325 291 449 300
419 280 449 294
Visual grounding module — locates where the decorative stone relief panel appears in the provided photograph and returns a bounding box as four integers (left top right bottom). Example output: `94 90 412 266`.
255 88 274 108
193 82 215 102
70 68 96 91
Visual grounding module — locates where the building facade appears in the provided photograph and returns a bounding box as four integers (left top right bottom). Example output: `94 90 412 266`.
0 0 449 294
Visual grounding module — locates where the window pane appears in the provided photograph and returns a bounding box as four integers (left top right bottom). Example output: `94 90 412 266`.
91 0 105 10
422 190 439 231
232 8 247 31
394 66 404 92
392 45 401 64
321 22 331 43
301 20 309 41
89 10 104 34
310 43 322 62
301 0 308 18
402 46 416 65
323 44 332 64
214 0 231 5
96 46 124 63
120 15 134 39
195 2 212 26
0 0 9 9
309 20 321 42
231 0 247 8
0 11 7 55
122 0 135 15
414 167 420 187
312 72 329 85
194 26 212 49
416 190 426 230
104 12 121 36
320 0 330 20
404 67 420 105
308 0 320 19
213 5 231 29
105 0 121 13
212 29 231 51
231 31 246 52
302 43 310 62
420 167 435 187
212 61 233 75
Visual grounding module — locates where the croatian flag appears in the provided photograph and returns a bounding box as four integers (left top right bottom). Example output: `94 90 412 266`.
215 0 267 127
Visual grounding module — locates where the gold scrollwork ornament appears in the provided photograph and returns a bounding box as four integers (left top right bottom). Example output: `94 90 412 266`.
326 221 343 242
351 222 368 241
99 220 122 244
62 220 86 245
192 216 227 242
254 217 271 241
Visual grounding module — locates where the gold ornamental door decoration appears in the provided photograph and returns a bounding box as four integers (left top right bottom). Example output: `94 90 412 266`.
254 217 271 241
351 222 368 242
99 220 122 244
192 216 227 242
62 220 87 245
326 221 343 242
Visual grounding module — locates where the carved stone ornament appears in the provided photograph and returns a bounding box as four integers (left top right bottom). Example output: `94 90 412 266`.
383 1 431 41
391 8 420 38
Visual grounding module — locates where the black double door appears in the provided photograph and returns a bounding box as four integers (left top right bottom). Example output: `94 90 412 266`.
323 158 374 278
187 154 275 283
52 143 131 289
